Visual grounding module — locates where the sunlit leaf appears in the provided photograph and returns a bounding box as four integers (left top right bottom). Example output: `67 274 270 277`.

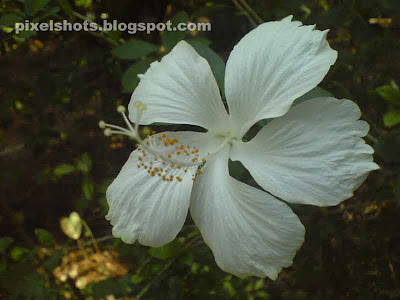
376 82 400 105
53 163 76 177
383 110 400 127
82 176 94 200
60 212 82 240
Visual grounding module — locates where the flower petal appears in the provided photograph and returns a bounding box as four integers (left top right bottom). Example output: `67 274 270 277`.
106 131 221 247
129 41 229 134
190 146 305 279
231 98 380 206
225 15 338 138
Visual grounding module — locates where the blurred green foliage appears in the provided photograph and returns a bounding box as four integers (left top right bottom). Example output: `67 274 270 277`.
0 0 400 299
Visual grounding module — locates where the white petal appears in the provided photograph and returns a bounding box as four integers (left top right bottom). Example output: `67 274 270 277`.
190 146 305 279
106 131 221 247
231 98 380 206
225 15 338 138
129 41 229 134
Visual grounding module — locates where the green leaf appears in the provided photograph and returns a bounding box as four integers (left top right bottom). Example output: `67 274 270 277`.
10 247 30 262
383 110 400 127
36 6 60 21
0 13 24 26
57 0 75 19
121 60 151 93
130 274 144 284
112 39 159 60
16 28 37 39
34 228 56 246
43 249 64 272
161 11 190 49
375 134 400 162
148 240 180 259
82 176 94 201
77 152 92 173
186 40 225 96
53 163 76 177
24 0 51 16
228 160 247 181
376 82 400 105
187 37 212 46
0 237 14 253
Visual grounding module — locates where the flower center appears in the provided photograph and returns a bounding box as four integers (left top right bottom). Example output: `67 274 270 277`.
99 102 230 182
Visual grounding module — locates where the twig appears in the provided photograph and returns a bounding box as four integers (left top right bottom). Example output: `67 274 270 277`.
237 0 263 24
232 0 257 27
65 234 114 250
366 134 378 144
72 11 123 46
81 220 100 253
135 235 203 300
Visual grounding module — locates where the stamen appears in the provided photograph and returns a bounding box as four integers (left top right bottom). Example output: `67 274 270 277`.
100 102 232 183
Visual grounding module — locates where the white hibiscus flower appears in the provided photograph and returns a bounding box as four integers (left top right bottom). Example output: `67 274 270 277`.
100 15 379 280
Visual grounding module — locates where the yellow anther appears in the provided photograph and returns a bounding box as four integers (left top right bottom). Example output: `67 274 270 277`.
99 120 106 128
177 177 182 182
152 130 156 134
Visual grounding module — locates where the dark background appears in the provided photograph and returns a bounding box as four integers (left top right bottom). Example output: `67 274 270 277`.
0 0 399 299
